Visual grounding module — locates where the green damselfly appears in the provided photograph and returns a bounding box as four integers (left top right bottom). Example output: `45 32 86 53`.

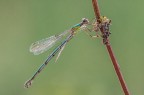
24 18 91 88
24 16 111 88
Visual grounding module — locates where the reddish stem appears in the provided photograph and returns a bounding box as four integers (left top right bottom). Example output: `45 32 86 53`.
92 0 130 95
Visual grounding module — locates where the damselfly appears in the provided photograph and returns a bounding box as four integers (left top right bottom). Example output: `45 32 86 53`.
24 16 111 88
24 18 91 88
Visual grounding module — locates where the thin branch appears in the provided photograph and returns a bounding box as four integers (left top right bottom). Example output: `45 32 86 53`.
92 0 131 95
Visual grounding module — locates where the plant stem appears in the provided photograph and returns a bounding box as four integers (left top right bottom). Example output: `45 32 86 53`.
92 0 130 95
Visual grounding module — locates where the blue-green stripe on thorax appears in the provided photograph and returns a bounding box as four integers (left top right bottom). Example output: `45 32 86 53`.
71 23 82 32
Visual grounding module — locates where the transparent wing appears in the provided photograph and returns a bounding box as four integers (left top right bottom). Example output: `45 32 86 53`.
30 30 70 55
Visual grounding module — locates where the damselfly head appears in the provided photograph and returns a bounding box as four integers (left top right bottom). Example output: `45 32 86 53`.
82 18 89 24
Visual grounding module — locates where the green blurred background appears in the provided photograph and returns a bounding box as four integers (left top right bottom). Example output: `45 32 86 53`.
0 0 143 95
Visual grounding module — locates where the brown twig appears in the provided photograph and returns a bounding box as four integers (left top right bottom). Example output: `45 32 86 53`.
92 0 130 95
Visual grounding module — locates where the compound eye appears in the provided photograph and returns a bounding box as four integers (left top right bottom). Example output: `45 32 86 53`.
82 18 89 24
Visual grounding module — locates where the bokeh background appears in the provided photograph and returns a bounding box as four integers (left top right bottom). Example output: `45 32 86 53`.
0 0 143 95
